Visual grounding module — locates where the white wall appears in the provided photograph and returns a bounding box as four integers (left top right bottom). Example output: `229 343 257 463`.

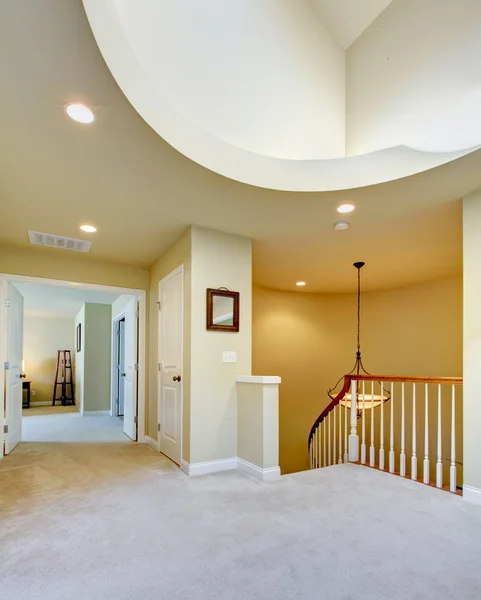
347 0 481 155
74 305 85 412
112 294 134 320
463 189 481 499
89 0 345 160
23 316 75 404
189 227 252 463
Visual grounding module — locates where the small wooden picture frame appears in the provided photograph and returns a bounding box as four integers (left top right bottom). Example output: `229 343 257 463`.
76 323 82 352
206 288 240 332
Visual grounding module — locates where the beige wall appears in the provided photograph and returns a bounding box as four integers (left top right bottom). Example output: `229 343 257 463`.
149 228 192 457
0 243 149 290
23 316 75 404
253 276 463 474
74 306 85 412
83 304 112 412
190 226 252 463
463 190 481 493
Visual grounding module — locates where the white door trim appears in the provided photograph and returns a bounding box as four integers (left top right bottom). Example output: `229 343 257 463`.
111 313 125 417
0 273 147 459
157 264 184 462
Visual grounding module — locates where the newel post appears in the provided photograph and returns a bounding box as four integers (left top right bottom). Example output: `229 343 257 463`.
348 380 359 462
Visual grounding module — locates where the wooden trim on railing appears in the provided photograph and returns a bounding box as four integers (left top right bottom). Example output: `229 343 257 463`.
308 373 463 447
350 375 463 385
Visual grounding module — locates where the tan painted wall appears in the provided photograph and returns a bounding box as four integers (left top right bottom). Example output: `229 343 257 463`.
190 226 252 464
463 190 481 492
149 229 192 458
253 276 463 475
0 244 149 290
23 316 75 404
83 304 112 412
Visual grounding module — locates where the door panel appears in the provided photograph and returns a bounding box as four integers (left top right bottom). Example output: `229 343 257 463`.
5 283 24 454
123 299 138 440
159 268 183 465
118 320 125 416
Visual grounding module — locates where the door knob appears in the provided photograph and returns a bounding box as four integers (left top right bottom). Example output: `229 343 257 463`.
173 375 182 382
19 374 26 379
120 373 126 377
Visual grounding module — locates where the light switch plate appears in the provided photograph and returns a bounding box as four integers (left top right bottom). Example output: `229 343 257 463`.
222 351 237 363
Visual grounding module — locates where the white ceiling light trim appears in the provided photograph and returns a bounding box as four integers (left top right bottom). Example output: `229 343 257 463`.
64 102 95 124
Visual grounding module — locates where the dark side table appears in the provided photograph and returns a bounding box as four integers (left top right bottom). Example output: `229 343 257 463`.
22 381 31 409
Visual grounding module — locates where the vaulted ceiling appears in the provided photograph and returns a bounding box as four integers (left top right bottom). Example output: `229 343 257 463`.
0 0 479 292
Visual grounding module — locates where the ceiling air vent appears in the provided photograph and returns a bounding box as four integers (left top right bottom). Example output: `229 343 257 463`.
28 231 91 253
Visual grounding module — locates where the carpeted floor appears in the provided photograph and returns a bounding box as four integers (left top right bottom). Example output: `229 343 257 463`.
23 404 79 417
1 443 481 600
21 412 127 443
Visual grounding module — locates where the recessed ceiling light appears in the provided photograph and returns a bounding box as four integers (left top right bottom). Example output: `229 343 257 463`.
80 224 97 233
64 102 95 124
334 221 349 231
337 203 355 214
296 281 306 287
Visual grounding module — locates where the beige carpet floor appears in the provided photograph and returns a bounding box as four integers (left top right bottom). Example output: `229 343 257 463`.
23 405 78 417
1 445 481 600
21 412 127 443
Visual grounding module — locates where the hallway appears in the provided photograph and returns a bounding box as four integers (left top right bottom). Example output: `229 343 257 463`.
22 411 127 443
1 450 481 599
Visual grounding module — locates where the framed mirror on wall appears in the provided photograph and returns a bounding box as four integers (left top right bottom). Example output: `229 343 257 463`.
206 288 240 332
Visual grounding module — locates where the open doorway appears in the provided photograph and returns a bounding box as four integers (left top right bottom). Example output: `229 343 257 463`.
0 275 146 457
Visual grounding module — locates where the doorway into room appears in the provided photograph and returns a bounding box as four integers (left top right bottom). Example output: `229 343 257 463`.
0 274 146 457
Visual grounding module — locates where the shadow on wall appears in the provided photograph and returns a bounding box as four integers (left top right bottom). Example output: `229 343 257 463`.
252 276 463 475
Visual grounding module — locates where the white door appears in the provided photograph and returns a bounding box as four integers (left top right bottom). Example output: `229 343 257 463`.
158 268 183 465
5 283 24 454
123 298 138 440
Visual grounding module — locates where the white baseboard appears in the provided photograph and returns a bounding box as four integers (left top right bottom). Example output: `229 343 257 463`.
83 410 111 416
180 457 281 482
181 458 238 477
237 458 281 483
145 435 158 451
463 485 481 505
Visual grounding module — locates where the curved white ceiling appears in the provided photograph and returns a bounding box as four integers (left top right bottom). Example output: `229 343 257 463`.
83 0 481 191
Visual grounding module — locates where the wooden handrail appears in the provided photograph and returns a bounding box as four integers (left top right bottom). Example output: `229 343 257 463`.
350 375 463 385
308 373 463 447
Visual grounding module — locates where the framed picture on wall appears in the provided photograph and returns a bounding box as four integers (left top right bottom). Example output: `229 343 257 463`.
76 323 82 352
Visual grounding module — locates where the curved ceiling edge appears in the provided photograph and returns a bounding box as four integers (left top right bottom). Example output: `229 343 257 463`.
83 0 479 192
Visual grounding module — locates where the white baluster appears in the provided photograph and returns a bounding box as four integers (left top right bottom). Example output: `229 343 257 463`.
361 381 366 465
423 383 430 484
315 429 318 469
436 384 443 488
323 418 326 467
370 380 375 467
348 380 359 462
328 411 331 466
333 405 337 465
379 380 385 471
450 384 456 493
411 383 417 481
389 382 395 473
400 382 406 477
344 392 348 463
338 402 342 464
310 435 313 469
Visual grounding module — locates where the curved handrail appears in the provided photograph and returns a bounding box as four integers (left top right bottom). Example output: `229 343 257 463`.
308 374 463 449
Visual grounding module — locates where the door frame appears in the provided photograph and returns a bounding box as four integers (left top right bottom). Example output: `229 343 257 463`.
111 313 126 417
157 265 183 462
0 273 147 459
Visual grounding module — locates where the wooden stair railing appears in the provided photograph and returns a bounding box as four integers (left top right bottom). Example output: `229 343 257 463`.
308 374 463 494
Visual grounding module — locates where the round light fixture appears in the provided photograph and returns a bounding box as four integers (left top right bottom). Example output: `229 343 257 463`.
296 281 306 287
80 224 97 233
337 203 355 214
334 221 349 231
64 102 95 124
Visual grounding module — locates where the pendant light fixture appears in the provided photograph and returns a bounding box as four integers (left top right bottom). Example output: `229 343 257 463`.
328 262 390 415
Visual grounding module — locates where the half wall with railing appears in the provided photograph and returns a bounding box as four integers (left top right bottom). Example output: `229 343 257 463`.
308 375 463 493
